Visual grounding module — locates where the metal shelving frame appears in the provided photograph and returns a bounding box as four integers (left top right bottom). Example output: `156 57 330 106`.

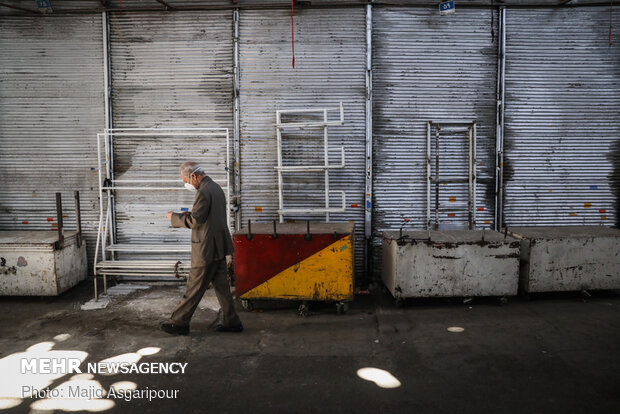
426 121 477 230
275 102 347 223
93 127 230 300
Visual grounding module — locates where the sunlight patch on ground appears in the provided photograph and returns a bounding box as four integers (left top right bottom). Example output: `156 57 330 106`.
357 367 402 389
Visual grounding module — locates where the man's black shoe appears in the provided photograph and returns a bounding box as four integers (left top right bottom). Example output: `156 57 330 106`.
160 322 189 335
213 323 243 333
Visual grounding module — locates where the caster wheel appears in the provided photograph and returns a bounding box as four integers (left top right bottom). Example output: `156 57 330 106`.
241 299 253 312
336 302 349 315
498 296 509 306
298 302 310 317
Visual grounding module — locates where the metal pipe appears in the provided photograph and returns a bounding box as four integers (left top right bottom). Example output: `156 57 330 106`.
106 245 191 252
226 128 231 230
96 263 191 268
103 128 112 296
324 108 330 222
435 126 440 230
104 127 229 131
103 193 112 294
95 273 190 278
93 11 112 301
112 179 185 183
102 16 118 257
498 7 506 229
102 131 230 136
273 121 344 128
276 106 343 115
426 121 431 229
233 9 242 230
101 187 194 191
102 14 113 246
74 191 82 248
427 121 476 125
468 126 474 230
473 122 478 229
94 133 104 301
494 5 501 231
108 131 118 252
364 4 373 282
103 11 111 135
111 180 229 184
364 3 373 244
276 111 284 223
55 192 64 250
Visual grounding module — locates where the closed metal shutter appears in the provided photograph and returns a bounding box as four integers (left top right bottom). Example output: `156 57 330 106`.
108 11 234 250
0 15 105 268
372 7 498 271
503 7 620 227
238 8 367 277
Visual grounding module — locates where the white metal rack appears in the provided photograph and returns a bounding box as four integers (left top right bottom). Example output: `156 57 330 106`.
94 128 230 300
275 102 347 223
426 121 477 230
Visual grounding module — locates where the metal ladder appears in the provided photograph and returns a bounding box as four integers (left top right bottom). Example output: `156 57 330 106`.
275 102 347 223
426 121 477 230
93 128 231 300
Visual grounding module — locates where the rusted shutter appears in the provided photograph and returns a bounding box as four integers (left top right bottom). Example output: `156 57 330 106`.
108 11 234 250
238 8 367 278
0 14 105 268
372 7 498 272
503 7 620 227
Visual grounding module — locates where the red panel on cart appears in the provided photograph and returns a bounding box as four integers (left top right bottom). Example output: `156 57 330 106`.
233 233 345 296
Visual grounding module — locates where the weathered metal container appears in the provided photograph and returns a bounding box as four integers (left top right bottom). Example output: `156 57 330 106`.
382 230 520 302
233 222 354 309
0 231 87 296
507 226 620 293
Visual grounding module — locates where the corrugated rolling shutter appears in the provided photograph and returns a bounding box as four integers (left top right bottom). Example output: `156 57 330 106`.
504 7 620 227
108 11 234 255
372 7 498 272
238 8 367 278
0 15 105 269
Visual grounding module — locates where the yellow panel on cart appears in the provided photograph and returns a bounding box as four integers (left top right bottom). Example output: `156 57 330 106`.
241 235 353 301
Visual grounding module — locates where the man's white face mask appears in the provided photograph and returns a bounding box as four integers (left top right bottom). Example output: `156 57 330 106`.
184 181 196 192
184 167 202 192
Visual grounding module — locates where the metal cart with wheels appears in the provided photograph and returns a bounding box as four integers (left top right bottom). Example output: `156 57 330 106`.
234 221 355 315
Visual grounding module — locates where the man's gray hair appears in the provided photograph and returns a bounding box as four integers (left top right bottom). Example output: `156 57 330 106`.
180 161 205 178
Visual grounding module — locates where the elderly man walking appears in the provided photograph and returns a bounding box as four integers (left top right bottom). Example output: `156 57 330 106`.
160 161 243 335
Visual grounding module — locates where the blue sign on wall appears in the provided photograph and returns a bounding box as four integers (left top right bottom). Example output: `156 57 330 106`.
35 0 53 11
439 1 455 15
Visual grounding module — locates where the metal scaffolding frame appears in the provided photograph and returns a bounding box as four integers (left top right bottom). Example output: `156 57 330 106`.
426 121 477 230
274 102 347 223
93 127 230 300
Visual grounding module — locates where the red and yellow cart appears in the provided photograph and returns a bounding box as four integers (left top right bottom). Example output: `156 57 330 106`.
233 221 355 315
